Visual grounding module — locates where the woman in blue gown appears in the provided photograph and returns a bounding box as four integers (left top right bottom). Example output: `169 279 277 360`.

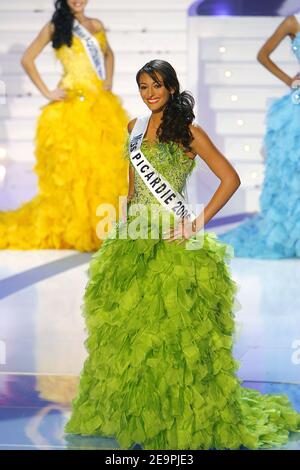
219 13 300 258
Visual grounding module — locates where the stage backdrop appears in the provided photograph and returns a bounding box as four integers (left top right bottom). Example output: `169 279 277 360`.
187 0 300 222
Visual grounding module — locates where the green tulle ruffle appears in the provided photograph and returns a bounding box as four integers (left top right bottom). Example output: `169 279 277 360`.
65 222 300 449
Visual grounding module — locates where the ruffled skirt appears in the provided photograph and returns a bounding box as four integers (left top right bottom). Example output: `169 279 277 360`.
65 213 300 449
0 87 128 251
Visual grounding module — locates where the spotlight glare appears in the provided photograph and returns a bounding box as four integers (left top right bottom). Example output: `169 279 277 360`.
0 148 7 160
0 165 6 182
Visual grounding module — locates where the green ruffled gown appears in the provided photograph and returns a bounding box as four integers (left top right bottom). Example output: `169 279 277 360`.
65 140 300 449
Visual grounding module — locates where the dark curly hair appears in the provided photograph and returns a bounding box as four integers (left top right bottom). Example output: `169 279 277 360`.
136 60 195 150
51 0 74 49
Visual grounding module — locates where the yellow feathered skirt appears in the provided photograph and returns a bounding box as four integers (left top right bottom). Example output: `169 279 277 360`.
0 87 129 251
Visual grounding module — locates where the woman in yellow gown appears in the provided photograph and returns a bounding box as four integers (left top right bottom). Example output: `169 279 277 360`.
0 0 128 251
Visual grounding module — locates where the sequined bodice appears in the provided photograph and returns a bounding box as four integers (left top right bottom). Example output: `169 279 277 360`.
292 32 300 63
128 141 195 206
55 31 107 95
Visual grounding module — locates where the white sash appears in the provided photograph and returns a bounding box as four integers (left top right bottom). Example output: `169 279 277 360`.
129 117 197 222
72 20 106 81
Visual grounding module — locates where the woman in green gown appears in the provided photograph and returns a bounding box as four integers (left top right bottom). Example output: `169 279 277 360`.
65 60 300 450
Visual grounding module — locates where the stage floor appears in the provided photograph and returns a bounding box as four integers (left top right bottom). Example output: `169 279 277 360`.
0 250 299 450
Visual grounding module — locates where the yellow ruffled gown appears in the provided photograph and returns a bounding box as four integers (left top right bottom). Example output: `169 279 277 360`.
0 30 128 251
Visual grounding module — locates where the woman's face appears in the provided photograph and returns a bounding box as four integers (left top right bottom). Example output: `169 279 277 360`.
67 0 88 14
138 72 173 113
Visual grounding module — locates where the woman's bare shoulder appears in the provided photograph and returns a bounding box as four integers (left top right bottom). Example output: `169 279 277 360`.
127 118 138 134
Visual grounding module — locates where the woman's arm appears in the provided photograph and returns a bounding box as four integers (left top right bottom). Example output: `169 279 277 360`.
92 18 114 91
103 43 114 91
21 22 65 101
119 118 136 222
257 16 299 87
127 118 137 200
190 125 241 232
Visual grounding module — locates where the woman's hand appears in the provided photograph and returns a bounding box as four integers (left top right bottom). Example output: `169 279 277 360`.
163 218 198 244
121 196 132 223
103 79 113 91
121 198 127 223
44 88 67 102
290 73 300 89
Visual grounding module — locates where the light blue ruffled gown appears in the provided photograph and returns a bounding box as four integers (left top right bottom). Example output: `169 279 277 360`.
219 32 300 258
